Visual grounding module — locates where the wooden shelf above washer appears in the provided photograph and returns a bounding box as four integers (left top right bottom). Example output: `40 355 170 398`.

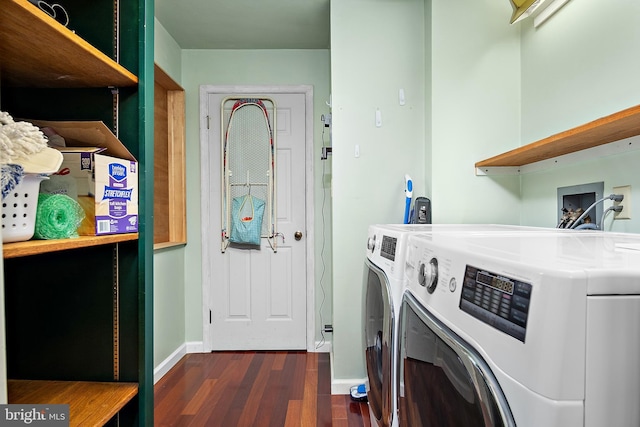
475 104 640 173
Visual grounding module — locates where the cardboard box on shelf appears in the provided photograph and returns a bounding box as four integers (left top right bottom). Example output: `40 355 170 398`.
41 146 106 199
28 120 138 236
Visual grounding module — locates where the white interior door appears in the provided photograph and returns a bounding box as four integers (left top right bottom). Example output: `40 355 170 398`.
206 91 308 350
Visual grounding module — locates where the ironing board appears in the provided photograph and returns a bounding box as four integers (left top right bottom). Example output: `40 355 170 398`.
220 97 277 252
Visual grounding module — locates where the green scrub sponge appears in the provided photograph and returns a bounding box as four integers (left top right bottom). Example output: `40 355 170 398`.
34 193 85 240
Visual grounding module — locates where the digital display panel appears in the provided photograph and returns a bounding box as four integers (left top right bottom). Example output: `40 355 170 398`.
476 271 514 294
459 265 532 342
380 236 397 261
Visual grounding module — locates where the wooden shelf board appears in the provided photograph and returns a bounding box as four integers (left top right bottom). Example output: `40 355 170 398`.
475 104 640 168
0 0 138 88
8 380 138 427
3 234 138 259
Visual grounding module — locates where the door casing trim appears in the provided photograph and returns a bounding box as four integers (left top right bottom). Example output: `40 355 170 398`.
199 84 315 351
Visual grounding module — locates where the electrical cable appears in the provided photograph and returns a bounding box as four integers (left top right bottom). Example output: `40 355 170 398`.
315 120 330 350
569 194 624 229
599 205 624 230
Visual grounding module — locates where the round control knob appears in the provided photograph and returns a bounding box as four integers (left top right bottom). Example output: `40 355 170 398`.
418 258 439 294
367 235 376 252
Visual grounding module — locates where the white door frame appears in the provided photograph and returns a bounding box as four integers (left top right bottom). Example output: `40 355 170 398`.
199 84 315 352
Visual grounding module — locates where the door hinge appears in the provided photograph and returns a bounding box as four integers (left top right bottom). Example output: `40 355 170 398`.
209 309 212 324
207 115 211 129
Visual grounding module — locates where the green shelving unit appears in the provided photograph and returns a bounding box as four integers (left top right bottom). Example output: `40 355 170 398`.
0 0 154 425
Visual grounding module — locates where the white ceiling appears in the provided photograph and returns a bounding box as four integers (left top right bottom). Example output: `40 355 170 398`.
154 0 331 49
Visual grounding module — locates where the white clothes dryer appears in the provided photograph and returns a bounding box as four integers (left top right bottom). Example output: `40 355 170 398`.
398 229 640 427
364 224 420 427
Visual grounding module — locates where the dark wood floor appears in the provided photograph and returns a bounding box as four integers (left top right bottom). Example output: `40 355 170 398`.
154 351 370 426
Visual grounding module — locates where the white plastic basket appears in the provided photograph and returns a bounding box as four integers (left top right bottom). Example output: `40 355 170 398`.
2 174 48 243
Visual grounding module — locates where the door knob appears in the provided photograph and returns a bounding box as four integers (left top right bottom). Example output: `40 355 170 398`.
294 231 303 241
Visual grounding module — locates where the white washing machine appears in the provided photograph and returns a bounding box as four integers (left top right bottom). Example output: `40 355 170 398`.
363 223 570 427
398 229 640 427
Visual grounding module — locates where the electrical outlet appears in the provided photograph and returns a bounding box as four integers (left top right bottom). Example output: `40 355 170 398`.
613 185 632 220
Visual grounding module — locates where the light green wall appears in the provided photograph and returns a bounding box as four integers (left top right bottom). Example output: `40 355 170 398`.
153 249 186 365
153 19 187 369
330 0 521 384
154 18 182 81
423 1 432 194
519 0 640 232
180 49 332 343
330 0 426 382
430 0 521 224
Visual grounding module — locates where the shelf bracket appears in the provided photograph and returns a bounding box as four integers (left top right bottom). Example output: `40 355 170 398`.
475 166 522 176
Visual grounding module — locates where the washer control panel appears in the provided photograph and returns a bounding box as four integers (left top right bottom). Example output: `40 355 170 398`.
459 265 532 342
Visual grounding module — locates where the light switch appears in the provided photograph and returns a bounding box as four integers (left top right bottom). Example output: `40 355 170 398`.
375 109 382 127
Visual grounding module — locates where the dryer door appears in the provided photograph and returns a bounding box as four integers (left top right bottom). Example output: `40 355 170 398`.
364 259 394 427
398 292 515 427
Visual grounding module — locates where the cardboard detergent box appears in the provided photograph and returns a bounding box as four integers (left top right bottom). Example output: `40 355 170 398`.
28 120 139 236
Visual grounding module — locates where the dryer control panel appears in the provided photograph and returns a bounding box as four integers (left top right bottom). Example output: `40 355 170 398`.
380 235 397 261
459 265 532 342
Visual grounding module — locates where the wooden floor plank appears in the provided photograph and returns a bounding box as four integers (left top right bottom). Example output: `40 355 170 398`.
222 352 266 426
332 394 348 421
189 357 249 426
317 394 333 427
182 378 217 415
207 352 256 426
207 351 236 379
300 353 318 426
346 395 367 427
253 367 282 426
272 352 287 370
236 352 276 426
289 352 307 400
317 352 332 395
283 399 303 427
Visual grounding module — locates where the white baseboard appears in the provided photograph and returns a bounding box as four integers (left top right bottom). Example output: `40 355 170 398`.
154 341 205 384
331 377 367 395
329 351 366 395
154 343 187 384
185 341 205 354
